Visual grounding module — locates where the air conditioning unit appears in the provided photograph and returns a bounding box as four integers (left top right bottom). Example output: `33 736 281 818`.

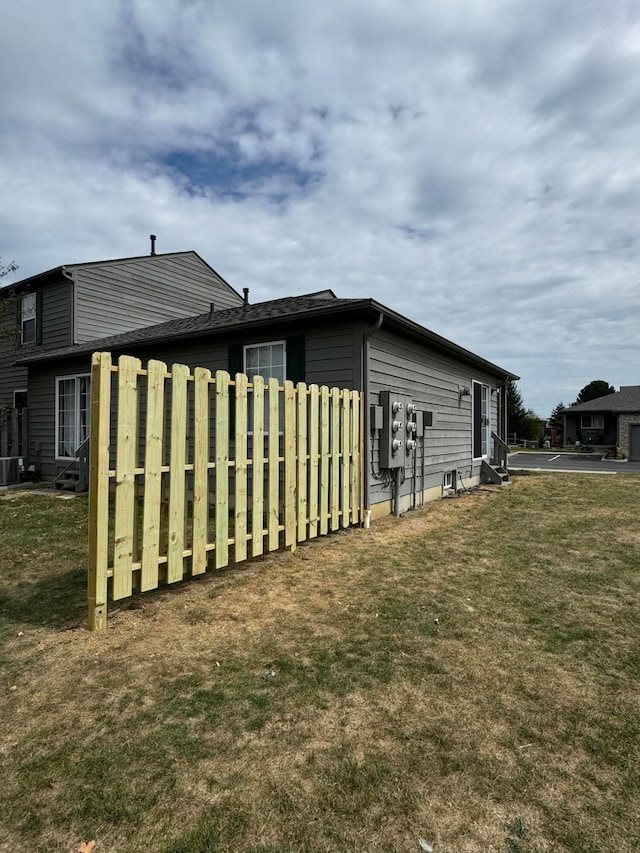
0 457 20 486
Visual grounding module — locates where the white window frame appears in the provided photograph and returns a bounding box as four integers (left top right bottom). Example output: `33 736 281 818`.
581 414 603 430
243 341 286 435
55 374 91 460
472 381 491 459
443 470 454 490
13 389 28 409
243 340 286 383
21 293 37 344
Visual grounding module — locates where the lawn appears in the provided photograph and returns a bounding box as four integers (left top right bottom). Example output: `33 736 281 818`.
0 474 638 852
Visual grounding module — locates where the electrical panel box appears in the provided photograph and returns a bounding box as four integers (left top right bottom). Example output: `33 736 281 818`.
379 392 419 468
415 410 435 432
370 405 384 431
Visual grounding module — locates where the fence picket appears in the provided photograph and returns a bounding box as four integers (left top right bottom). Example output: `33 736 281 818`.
88 352 112 630
88 359 363 629
252 376 265 557
234 372 248 562
351 390 361 524
192 366 211 575
267 378 280 552
319 386 330 535
113 355 141 600
297 382 308 543
330 388 340 531
215 370 230 568
341 389 350 528
308 385 319 538
167 363 189 584
141 360 167 591
284 380 296 549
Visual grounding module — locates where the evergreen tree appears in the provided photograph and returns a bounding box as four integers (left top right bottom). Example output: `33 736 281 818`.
506 378 527 440
575 380 615 405
549 402 565 440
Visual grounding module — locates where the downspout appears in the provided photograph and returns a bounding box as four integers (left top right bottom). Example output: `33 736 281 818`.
362 311 384 526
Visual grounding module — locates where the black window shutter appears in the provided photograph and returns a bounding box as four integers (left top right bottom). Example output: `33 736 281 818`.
35 291 43 344
228 344 243 433
228 344 243 377
286 336 305 383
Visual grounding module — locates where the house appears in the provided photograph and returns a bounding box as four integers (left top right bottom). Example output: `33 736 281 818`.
563 386 640 459
16 287 517 516
0 245 243 464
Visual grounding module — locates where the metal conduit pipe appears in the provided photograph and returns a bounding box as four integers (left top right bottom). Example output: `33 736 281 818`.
393 467 402 517
362 311 384 525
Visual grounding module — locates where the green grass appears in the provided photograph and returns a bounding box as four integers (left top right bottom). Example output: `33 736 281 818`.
0 475 639 851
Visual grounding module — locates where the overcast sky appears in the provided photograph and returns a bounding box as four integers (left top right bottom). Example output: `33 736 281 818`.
1 1 639 417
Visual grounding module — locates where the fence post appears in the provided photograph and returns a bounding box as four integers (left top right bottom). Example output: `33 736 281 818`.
88 352 112 631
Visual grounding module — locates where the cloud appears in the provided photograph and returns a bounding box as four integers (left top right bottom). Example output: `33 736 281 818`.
2 0 640 416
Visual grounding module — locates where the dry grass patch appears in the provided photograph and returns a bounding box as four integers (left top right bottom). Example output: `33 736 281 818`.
1 475 639 852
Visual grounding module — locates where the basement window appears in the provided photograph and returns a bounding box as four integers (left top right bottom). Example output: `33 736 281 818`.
443 471 455 490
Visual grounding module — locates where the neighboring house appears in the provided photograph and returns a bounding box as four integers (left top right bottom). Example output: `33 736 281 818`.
0 247 244 458
563 386 640 459
17 288 517 516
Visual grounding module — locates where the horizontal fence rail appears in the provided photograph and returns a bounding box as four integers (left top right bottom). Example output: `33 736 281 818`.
88 352 364 630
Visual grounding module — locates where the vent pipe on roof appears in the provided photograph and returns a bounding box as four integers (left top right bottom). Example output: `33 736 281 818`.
243 287 250 305
209 302 215 314
150 234 157 255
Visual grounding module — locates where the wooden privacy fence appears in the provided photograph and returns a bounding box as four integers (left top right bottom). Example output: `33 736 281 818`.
88 352 364 630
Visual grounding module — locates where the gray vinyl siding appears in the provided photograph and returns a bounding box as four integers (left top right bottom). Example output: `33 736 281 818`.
368 328 501 505
0 297 23 404
0 279 73 407
26 355 88 479
305 324 359 389
74 253 243 343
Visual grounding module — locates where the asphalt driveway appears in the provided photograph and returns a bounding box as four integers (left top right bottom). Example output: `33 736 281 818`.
508 452 640 474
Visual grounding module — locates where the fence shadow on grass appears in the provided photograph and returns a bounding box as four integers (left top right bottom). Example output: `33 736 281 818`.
0 565 88 630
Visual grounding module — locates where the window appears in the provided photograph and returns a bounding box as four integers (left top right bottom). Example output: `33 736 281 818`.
243 342 286 433
243 341 286 383
56 376 90 458
581 414 603 429
443 471 454 489
13 389 28 409
21 293 37 344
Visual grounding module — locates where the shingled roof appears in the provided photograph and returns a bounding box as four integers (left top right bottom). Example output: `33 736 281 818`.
16 288 518 380
15 290 358 363
564 386 640 413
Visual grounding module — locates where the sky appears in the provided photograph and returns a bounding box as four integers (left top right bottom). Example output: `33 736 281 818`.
1 0 639 418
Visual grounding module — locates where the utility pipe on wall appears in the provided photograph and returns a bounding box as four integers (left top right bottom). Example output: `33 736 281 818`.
361 311 384 518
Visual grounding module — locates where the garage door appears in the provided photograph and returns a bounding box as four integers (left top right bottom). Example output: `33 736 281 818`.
629 424 640 461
